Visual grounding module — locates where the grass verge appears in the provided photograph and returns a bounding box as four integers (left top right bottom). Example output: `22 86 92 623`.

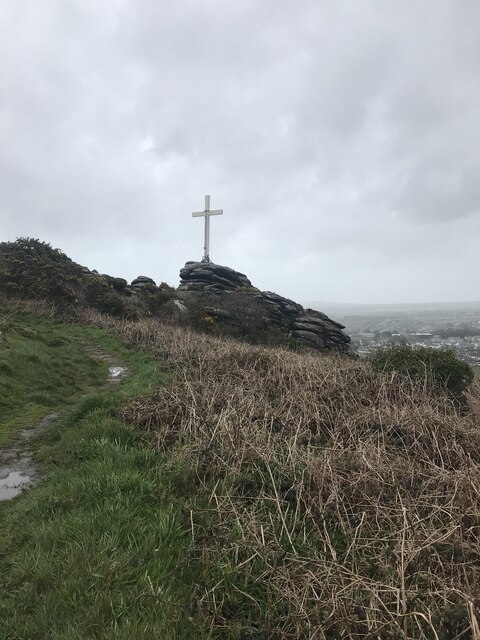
0 315 207 640
0 311 106 444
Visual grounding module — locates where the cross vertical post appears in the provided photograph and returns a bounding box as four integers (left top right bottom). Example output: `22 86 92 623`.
204 195 210 261
192 195 223 263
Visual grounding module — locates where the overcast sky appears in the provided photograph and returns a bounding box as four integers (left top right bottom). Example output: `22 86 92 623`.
1 1 479 304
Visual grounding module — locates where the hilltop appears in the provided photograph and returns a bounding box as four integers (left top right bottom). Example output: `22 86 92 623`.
0 238 350 353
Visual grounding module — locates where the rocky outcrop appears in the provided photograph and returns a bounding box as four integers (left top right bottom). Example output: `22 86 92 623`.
179 261 252 293
178 261 351 353
261 291 303 329
291 310 349 350
131 275 156 288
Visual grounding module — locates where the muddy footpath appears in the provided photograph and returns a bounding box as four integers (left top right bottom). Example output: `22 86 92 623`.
0 342 129 501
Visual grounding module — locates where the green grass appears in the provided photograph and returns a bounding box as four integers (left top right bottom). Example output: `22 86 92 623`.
0 313 106 444
0 314 208 639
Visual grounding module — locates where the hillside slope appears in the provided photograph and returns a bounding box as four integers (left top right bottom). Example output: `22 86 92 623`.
86 309 480 638
0 238 351 352
1 298 479 637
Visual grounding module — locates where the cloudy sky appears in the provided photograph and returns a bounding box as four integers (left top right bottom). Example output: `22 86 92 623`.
1 1 479 304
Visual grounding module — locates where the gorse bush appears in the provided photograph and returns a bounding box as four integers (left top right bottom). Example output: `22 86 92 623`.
371 345 474 396
182 290 285 345
84 275 130 318
142 284 175 316
0 237 81 305
0 238 176 321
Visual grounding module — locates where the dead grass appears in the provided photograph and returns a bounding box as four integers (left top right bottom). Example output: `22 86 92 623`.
26 306 480 637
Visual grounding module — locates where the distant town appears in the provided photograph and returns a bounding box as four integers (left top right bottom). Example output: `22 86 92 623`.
307 301 480 368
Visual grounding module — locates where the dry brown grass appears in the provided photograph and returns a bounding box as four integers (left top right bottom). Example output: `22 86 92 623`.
75 312 479 639
19 304 480 637
0 295 58 320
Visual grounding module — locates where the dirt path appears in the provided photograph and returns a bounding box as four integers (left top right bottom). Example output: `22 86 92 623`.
0 343 129 501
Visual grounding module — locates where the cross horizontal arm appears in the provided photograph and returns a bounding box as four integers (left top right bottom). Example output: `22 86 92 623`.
192 209 223 217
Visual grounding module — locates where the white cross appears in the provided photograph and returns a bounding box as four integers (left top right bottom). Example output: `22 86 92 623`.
192 194 223 263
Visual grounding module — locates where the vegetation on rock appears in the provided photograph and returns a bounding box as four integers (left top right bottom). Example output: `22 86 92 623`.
0 238 173 320
0 237 82 306
84 275 132 318
178 260 352 352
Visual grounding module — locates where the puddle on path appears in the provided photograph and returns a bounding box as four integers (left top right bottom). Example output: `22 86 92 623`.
109 366 127 378
0 471 31 500
0 415 57 502
0 343 129 501
79 341 130 389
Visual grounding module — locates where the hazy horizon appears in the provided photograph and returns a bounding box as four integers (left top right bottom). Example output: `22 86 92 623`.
305 299 480 311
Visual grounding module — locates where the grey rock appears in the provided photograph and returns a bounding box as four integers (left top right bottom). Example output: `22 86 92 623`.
289 330 326 347
303 310 346 330
173 299 187 312
262 291 303 315
205 307 233 320
179 261 252 292
131 275 156 287
177 260 351 353
292 321 327 335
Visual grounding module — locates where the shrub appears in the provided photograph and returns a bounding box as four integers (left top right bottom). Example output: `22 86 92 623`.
183 291 272 343
102 274 128 293
371 345 474 397
142 285 175 316
0 237 81 305
84 276 129 317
